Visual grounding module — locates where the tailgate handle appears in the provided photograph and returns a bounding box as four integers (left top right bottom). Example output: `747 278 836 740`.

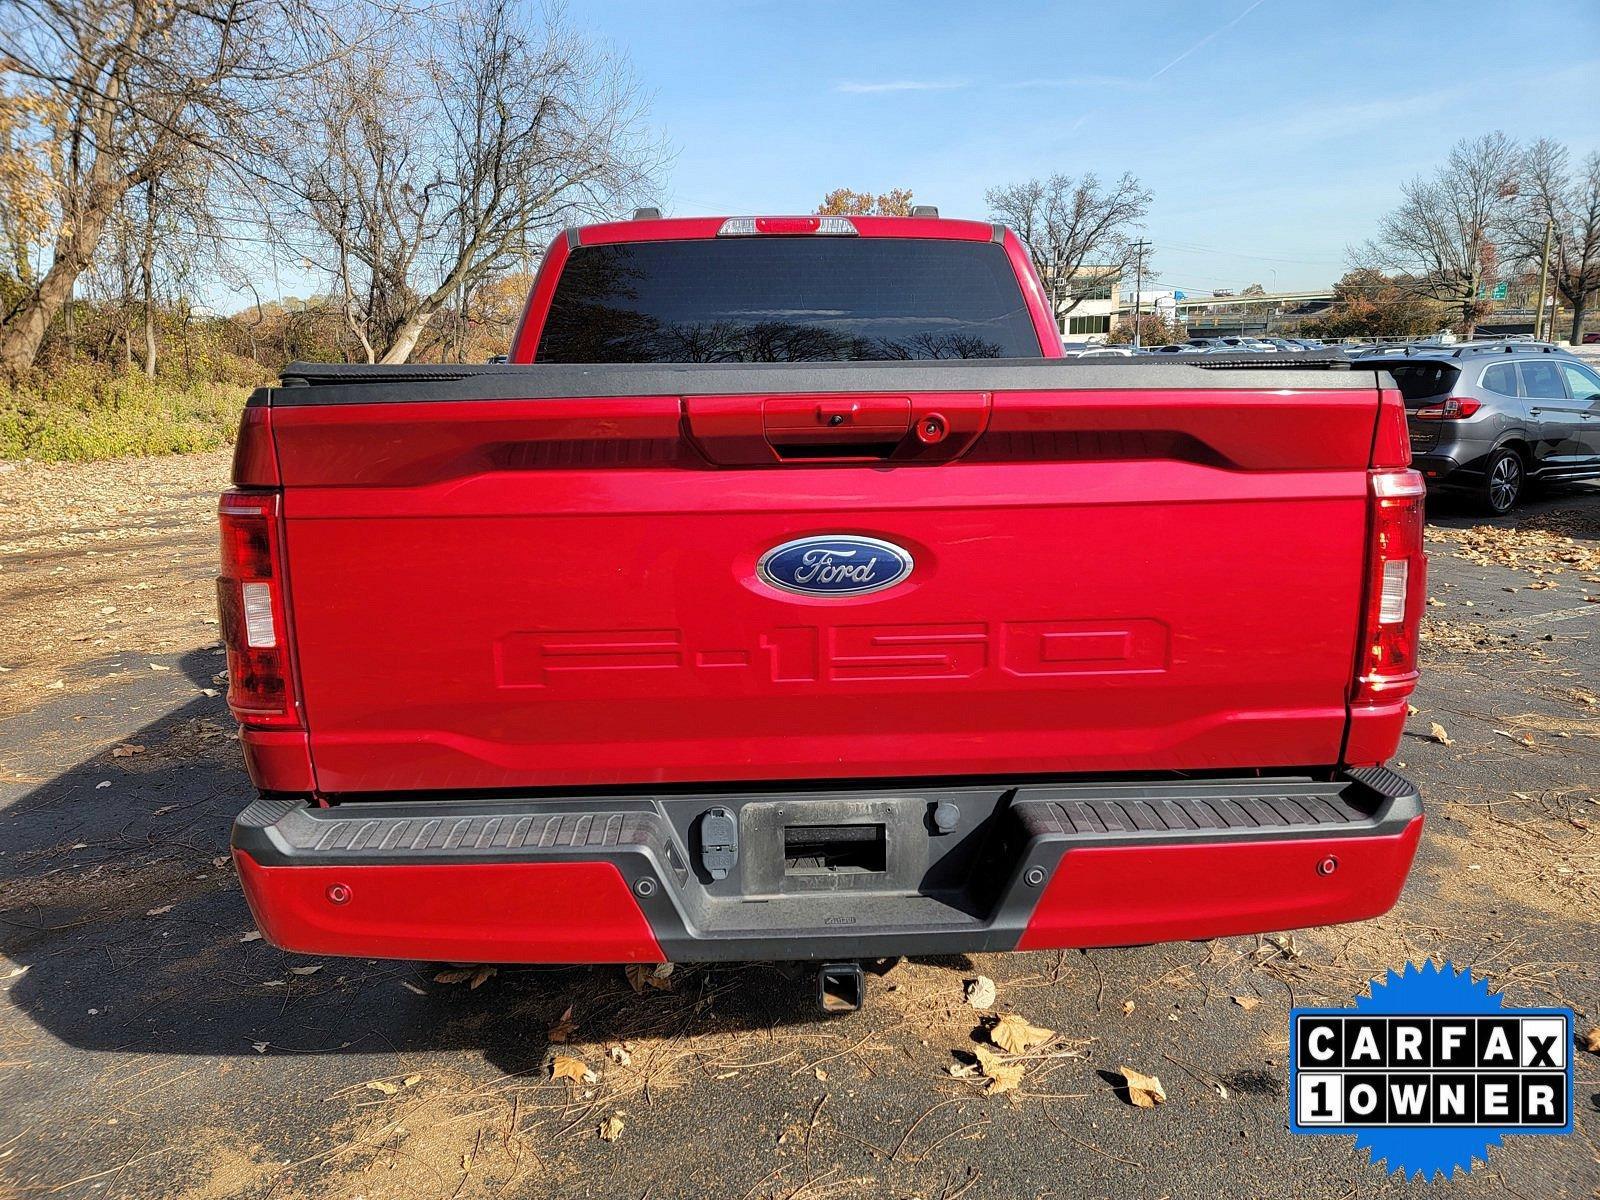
762 397 911 458
683 392 990 465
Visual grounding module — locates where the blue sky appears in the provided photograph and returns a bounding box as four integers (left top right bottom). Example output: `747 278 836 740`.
579 0 1600 294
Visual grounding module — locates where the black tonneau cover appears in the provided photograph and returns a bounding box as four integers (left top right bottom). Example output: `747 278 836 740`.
264 353 1374 408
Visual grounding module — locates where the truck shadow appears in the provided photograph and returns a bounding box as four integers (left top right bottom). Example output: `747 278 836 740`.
0 647 975 1073
1424 481 1599 536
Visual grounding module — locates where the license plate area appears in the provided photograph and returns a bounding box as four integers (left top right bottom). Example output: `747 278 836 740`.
742 798 925 897
784 823 887 876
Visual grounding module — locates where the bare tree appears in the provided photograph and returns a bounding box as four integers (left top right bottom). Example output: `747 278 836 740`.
1502 138 1600 344
1359 132 1520 338
0 0 349 372
278 0 663 364
984 173 1150 325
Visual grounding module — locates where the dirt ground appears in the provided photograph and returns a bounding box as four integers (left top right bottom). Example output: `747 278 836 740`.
0 453 1597 1199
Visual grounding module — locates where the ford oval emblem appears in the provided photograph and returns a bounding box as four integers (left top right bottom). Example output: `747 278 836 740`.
757 535 914 597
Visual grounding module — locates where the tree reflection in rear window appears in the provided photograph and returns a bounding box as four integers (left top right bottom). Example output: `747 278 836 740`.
535 238 1042 363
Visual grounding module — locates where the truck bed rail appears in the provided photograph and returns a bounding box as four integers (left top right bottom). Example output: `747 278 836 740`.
268 354 1367 405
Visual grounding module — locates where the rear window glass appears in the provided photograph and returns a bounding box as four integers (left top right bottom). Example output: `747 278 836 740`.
1519 361 1566 399
1481 363 1519 396
1388 362 1460 401
535 238 1042 363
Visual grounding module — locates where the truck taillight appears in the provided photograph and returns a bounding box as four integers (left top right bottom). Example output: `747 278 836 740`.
1354 469 1426 704
218 490 300 727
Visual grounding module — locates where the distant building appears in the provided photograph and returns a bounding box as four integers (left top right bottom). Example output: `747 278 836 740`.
1055 266 1120 342
1117 289 1178 324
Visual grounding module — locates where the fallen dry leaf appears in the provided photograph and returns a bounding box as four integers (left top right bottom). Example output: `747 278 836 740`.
548 1005 577 1043
145 904 173 916
1429 722 1454 747
251 1041 269 1054
625 962 674 993
288 965 321 976
989 1012 1053 1054
1581 1027 1600 1054
240 931 262 943
1232 995 1261 1011
608 1044 632 1067
1266 932 1302 959
469 965 496 989
111 743 145 757
1121 999 1136 1016
552 1054 596 1086
965 975 996 1010
598 1113 626 1142
147 662 170 671
434 965 497 987
1493 729 1537 749
403 1074 421 1087
1120 1065 1167 1108
972 1044 1024 1096
365 1080 400 1096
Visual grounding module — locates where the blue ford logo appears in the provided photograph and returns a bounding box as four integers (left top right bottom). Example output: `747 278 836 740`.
757 535 913 597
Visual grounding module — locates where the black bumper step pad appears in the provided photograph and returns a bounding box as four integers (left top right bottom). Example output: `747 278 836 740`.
235 771 1420 960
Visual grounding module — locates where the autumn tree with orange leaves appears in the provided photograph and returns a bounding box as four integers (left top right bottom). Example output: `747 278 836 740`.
816 188 916 217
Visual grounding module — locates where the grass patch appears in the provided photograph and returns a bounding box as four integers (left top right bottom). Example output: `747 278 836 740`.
0 365 257 461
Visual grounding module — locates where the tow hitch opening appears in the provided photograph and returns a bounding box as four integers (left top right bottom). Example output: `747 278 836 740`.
817 962 866 1013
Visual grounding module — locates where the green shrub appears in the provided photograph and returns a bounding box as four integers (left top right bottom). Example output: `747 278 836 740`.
0 365 256 461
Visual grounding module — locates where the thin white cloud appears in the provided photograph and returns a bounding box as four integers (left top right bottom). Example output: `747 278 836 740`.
1149 0 1269 80
1052 0 1267 140
836 80 967 94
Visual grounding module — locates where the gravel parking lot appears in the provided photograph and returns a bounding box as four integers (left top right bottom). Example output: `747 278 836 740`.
1 453 1597 1199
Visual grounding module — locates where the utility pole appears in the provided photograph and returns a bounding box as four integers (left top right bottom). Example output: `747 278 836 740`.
1534 217 1553 342
1129 240 1151 347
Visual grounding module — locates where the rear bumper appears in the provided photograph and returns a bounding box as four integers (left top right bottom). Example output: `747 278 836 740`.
233 769 1423 964
1411 451 1465 482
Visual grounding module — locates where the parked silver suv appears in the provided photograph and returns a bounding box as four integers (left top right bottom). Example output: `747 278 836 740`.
1360 342 1600 514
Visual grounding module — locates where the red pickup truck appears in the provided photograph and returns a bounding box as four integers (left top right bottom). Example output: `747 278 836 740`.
224 213 1425 1008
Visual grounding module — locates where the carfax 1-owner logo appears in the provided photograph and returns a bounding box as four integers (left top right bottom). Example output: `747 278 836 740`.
1290 960 1574 1180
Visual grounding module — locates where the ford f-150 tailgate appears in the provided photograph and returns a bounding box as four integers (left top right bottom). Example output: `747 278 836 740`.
253 360 1400 795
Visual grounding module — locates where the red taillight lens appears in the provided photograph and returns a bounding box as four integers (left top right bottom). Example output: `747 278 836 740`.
1354 469 1426 704
1413 397 1481 420
218 490 300 727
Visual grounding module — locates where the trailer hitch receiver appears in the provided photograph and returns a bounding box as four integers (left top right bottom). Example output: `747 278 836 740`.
817 962 865 1013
